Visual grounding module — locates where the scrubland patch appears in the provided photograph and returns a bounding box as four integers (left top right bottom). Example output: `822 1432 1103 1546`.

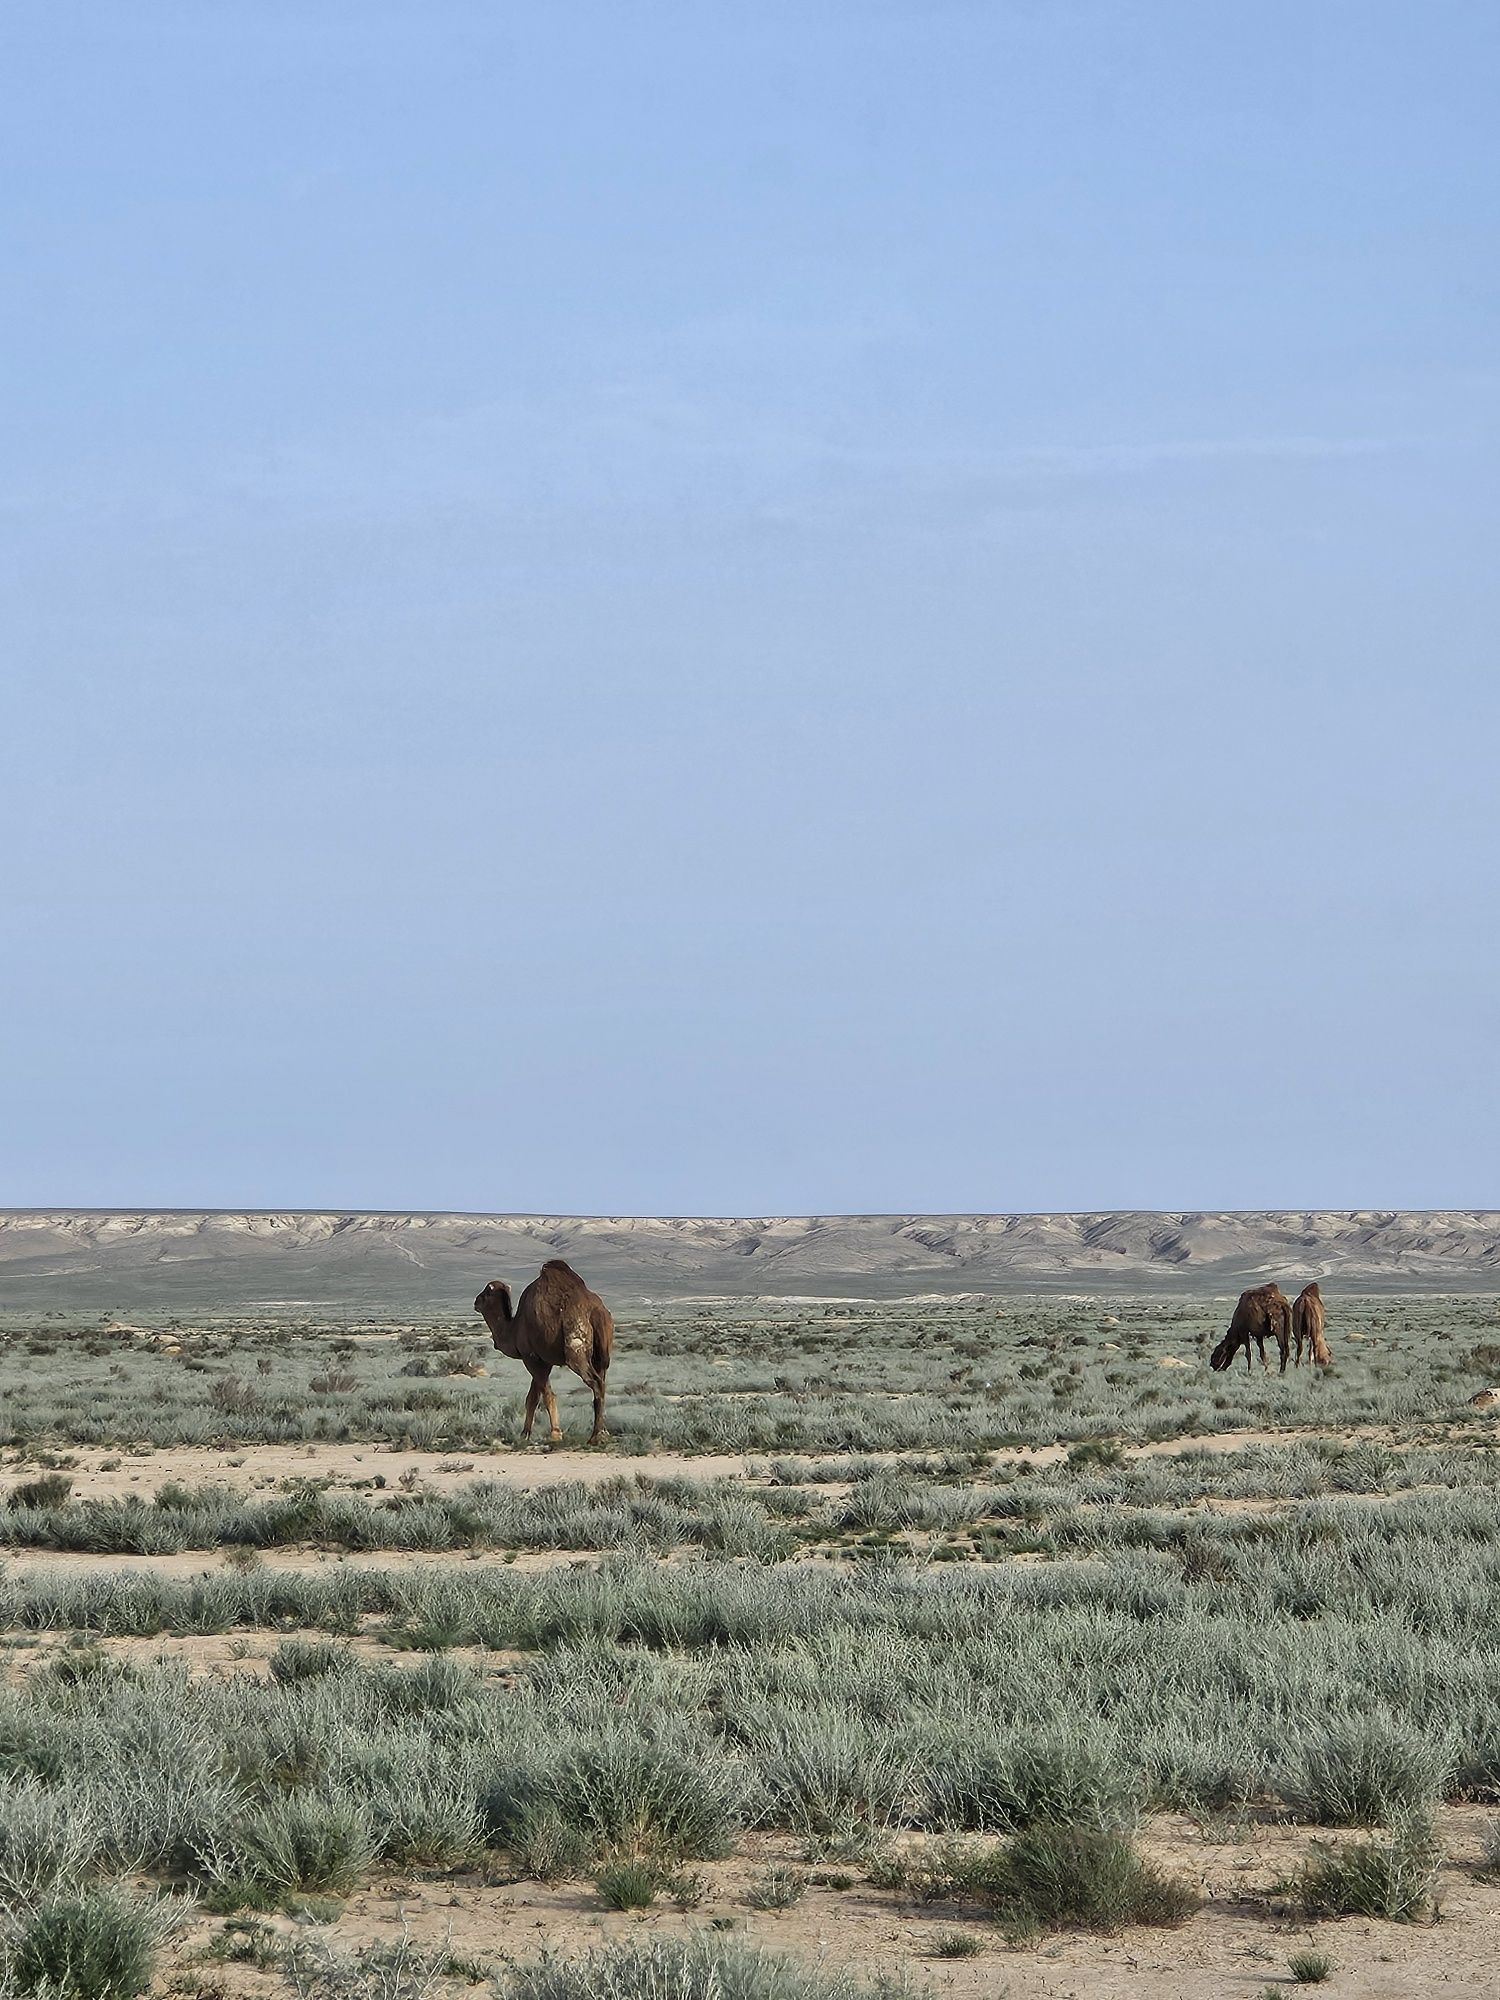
5 1292 1499 1457
2 1291 1500 1997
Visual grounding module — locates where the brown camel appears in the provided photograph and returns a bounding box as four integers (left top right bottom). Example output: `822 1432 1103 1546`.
1209 1282 1292 1374
1292 1282 1331 1367
474 1259 613 1444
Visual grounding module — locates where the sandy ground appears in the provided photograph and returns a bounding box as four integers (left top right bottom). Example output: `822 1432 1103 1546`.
0 1625 527 1682
0 1545 619 1582
158 1816 1500 2000
0 1421 1462 1507
2 1442 753 1501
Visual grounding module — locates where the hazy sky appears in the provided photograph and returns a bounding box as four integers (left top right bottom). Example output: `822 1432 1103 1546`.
4 3 1498 1215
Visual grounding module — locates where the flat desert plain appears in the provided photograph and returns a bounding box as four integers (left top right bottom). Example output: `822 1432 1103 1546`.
4 1282 1500 2000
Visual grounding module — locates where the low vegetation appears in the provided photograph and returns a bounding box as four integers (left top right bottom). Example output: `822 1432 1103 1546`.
495 1935 911 2000
1290 1818 1440 1922
6 1887 174 2000
0 1289 1495 1995
3 1292 1497 1456
872 1826 1197 1932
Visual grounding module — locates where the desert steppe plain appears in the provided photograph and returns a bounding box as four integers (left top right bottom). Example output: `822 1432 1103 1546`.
4 1216 1500 1999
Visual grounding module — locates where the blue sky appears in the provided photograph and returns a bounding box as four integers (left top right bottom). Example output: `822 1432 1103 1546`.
3 2 1497 1214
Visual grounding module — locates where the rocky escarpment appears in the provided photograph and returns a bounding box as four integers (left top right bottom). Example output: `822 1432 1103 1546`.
1 1208 1498 1306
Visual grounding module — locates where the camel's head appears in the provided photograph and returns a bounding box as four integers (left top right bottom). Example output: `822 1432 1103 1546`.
474 1279 513 1345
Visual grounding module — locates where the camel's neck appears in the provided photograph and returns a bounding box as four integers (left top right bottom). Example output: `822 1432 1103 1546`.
483 1286 521 1356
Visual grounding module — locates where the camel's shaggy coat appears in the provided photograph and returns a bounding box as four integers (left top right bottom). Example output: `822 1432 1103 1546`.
1292 1281 1331 1367
1209 1282 1292 1374
474 1259 613 1444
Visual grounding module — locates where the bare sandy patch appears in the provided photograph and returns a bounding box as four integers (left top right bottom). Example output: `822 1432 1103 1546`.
1 1443 755 1503
11 1421 1478 1504
0 1545 617 1583
157 1814 1500 2000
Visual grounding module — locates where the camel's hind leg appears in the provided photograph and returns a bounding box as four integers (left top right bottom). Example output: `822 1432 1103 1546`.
586 1375 607 1446
540 1374 562 1442
560 1318 607 1445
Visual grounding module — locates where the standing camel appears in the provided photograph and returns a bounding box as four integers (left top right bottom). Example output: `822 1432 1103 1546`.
1209 1283 1292 1374
474 1259 613 1444
1292 1282 1331 1367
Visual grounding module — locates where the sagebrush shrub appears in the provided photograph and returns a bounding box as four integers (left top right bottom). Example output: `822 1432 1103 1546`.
746 1710 911 1844
502 1806 594 1882
9 1475 74 1509
593 1859 661 1910
1280 1716 1450 1827
922 1728 1138 1833
9 1888 167 2000
0 1780 99 1904
745 1866 806 1911
370 1656 475 1715
268 1639 357 1685
996 1823 1199 1930
1294 1818 1438 1922
875 1826 1196 1932
213 1795 377 1897
369 1777 484 1869
497 1933 909 2000
547 1735 755 1858
279 1933 451 2000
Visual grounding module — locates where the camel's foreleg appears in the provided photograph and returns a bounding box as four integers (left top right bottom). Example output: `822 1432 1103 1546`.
522 1368 562 1444
521 1374 543 1441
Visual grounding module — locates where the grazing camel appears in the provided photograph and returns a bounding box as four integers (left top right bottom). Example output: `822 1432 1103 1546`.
1209 1283 1292 1374
1292 1282 1331 1367
474 1259 613 1445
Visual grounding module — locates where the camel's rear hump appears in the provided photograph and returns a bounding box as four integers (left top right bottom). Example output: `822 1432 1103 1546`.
532 1260 611 1386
